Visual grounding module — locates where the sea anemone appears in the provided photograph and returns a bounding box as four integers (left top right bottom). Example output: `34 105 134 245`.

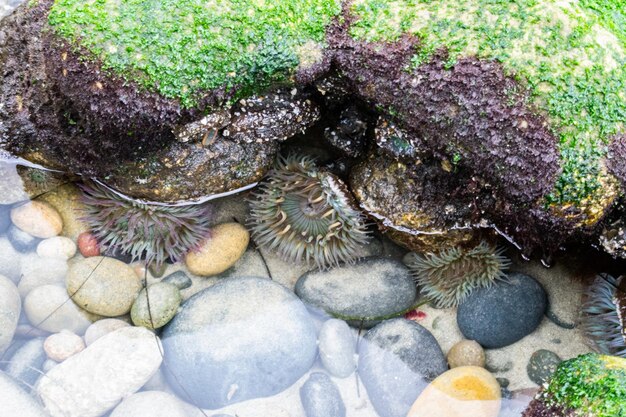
405 241 511 308
79 181 212 267
248 154 370 269
582 274 626 358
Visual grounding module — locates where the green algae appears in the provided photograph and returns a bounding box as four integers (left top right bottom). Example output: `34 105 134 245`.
544 354 626 417
48 0 341 108
349 0 626 206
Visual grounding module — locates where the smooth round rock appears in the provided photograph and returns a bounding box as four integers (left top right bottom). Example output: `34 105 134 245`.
358 318 448 417
0 370 50 417
37 326 163 417
162 270 193 290
457 273 547 349
37 236 77 260
84 318 130 346
67 256 142 316
44 330 86 362
7 224 40 252
37 184 90 241
295 257 416 327
527 349 562 386
24 284 94 334
318 319 356 378
162 277 317 409
18 257 68 298
10 200 63 239
110 391 190 417
447 340 486 369
407 366 501 417
300 372 346 417
0 275 20 355
185 223 249 276
77 232 100 257
131 282 182 330
0 237 21 282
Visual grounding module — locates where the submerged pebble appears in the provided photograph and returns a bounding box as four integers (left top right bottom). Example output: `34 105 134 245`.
526 349 562 386
131 282 182 330
0 237 21 282
24 284 94 334
447 340 486 368
18 257 67 298
37 236 76 260
300 372 346 417
109 391 191 417
3 337 47 390
10 200 63 239
0 275 20 355
77 232 100 257
318 318 356 378
83 318 130 346
162 270 193 290
0 370 50 417
44 330 86 362
7 224 40 252
185 222 249 276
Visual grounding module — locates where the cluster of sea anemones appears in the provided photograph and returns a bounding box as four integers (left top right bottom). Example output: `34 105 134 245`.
582 274 626 358
80 181 212 267
248 154 370 269
405 241 511 308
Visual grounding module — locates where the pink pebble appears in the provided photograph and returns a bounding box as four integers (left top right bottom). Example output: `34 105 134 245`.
77 232 100 257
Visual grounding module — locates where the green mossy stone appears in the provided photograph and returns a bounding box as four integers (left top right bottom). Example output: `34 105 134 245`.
131 282 182 330
543 353 626 417
48 0 342 107
349 0 626 207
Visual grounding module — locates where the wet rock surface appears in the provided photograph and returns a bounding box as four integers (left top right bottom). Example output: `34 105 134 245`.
358 318 447 417
162 277 318 409
526 350 562 386
300 372 346 417
0 370 50 417
318 319 356 378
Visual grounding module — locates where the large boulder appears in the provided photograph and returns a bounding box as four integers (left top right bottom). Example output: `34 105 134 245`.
161 277 318 409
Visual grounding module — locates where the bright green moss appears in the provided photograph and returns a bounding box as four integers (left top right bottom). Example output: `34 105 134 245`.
544 354 626 417
48 0 342 107
350 0 626 206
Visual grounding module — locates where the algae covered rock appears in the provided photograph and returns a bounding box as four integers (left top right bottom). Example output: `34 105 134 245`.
522 354 626 417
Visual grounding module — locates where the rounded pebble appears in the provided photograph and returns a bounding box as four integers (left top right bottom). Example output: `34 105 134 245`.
37 236 77 260
318 319 356 378
77 232 100 257
67 256 142 316
300 372 346 417
7 224 40 252
447 340 486 368
17 258 68 298
10 201 63 239
131 282 182 330
526 349 562 386
24 284 94 334
162 271 193 290
84 318 131 346
185 222 249 276
44 330 85 362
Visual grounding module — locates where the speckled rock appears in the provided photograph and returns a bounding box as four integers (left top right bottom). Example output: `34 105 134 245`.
0 370 50 417
527 349 562 386
318 319 356 378
407 366 501 417
447 340 486 369
109 391 191 417
295 257 416 327
457 273 547 349
185 222 249 276
131 282 182 330
0 274 20 355
77 232 100 257
7 224 40 252
37 327 163 417
162 277 317 409
83 318 130 346
43 330 85 362
37 236 76 260
10 201 63 238
162 271 193 290
300 372 346 417
67 256 142 316
0 237 21 282
24 284 94 334
358 318 447 417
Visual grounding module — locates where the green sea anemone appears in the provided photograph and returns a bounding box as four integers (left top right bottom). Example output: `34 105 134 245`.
79 181 212 267
248 155 370 269
405 241 510 308
582 274 626 358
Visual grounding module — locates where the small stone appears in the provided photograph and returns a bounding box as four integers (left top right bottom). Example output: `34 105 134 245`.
84 318 130 346
497 377 510 388
67 256 142 316
37 236 77 260
0 275 20 355
10 200 63 238
44 330 86 362
0 237 21 282
526 349 562 386
185 222 249 276
300 372 346 417
7 224 40 252
295 257 416 327
37 327 163 417
318 319 356 378
24 284 94 334
0 370 50 417
407 366 501 417
37 184 90 241
131 282 182 330
457 273 547 348
447 340 486 368
77 232 100 257
162 270 192 290
18 257 68 298
110 391 191 417
358 319 447 417
149 261 168 278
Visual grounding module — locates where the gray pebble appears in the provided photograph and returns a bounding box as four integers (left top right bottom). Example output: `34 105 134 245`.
527 349 562 386
300 372 346 417
318 319 356 378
